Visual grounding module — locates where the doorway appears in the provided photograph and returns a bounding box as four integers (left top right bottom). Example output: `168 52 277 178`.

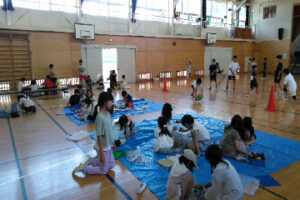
102 48 118 83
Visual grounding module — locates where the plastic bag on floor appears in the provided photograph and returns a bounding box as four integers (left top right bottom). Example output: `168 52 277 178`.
239 173 260 196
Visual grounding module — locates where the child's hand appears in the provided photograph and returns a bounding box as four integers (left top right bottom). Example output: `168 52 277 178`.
99 152 105 164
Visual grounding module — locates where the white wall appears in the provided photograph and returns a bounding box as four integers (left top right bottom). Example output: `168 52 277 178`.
250 0 298 41
0 7 249 41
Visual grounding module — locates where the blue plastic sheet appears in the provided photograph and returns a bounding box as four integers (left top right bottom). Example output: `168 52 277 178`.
91 113 300 199
64 99 163 126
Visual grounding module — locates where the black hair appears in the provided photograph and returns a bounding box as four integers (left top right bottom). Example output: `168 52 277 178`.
49 64 53 69
211 59 216 62
252 58 255 61
17 94 26 101
87 75 91 79
46 75 50 79
77 84 83 89
196 78 202 85
179 155 195 171
118 115 129 130
79 59 83 63
97 92 113 108
122 90 127 97
52 77 57 84
85 89 93 107
74 89 80 94
181 114 194 126
276 55 282 59
264 58 267 61
243 116 255 139
31 80 37 85
205 144 227 173
233 56 237 59
216 62 219 66
162 103 172 122
112 70 115 73
122 75 125 79
20 77 25 81
252 65 257 69
158 116 171 137
107 88 112 94
283 68 289 75
230 114 245 139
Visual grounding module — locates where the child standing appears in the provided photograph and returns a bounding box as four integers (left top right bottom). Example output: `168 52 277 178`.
181 115 211 156
17 77 25 93
226 56 240 91
165 149 198 200
120 75 130 89
186 59 192 78
154 116 175 154
73 92 115 175
209 59 217 90
262 58 267 80
274 55 283 92
246 60 259 97
18 95 36 113
121 90 133 108
283 68 297 100
191 78 203 101
78 59 87 84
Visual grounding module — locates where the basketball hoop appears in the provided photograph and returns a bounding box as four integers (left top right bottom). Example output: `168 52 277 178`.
82 36 91 44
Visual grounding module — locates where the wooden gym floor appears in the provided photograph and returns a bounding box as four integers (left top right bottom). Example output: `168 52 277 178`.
0 74 299 200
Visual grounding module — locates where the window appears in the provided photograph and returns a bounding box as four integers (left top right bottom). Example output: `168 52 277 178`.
0 82 10 91
207 0 227 27
238 6 246 27
135 0 169 22
194 70 203 76
263 5 276 19
13 0 76 13
176 71 187 77
138 73 151 80
159 72 171 78
175 0 200 24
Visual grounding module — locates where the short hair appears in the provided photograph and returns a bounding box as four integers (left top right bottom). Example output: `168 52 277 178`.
264 58 267 61
77 85 83 89
118 115 129 130
211 59 216 62
252 65 257 69
283 68 289 75
97 92 113 108
233 56 237 59
79 59 83 63
107 88 112 94
122 75 125 79
46 75 50 79
17 94 26 101
49 64 54 68
31 80 37 85
276 55 282 59
112 70 115 73
20 77 25 81
181 114 194 126
216 62 219 65
122 90 127 97
252 58 255 61
74 89 80 94
196 78 202 85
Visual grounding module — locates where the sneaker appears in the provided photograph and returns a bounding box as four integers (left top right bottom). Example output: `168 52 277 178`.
137 182 146 194
236 155 248 162
72 163 84 174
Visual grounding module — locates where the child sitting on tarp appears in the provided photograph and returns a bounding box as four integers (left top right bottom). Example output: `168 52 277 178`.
200 144 243 200
154 116 175 154
97 74 104 90
17 95 36 113
165 149 198 200
113 114 135 147
219 115 255 161
180 115 211 157
243 116 256 146
121 90 133 108
67 89 81 106
85 75 93 91
82 89 96 119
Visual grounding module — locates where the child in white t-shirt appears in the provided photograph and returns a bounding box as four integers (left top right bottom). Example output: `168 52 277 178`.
17 95 36 113
226 56 240 91
17 77 26 93
154 116 175 154
191 78 203 101
283 68 297 100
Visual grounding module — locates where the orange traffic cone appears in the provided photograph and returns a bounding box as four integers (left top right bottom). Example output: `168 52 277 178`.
162 77 168 92
265 86 276 112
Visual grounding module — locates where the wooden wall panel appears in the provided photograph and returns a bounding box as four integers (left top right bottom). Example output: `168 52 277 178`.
1 30 259 80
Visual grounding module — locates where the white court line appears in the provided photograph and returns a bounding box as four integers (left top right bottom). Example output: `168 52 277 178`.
0 151 95 187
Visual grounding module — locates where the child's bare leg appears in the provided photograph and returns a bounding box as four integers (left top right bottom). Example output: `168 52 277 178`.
226 78 229 89
233 80 236 90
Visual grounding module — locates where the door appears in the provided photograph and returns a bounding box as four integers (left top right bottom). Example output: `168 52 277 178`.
117 48 136 83
85 48 102 82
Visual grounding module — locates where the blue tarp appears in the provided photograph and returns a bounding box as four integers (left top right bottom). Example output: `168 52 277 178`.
90 113 300 199
64 99 163 126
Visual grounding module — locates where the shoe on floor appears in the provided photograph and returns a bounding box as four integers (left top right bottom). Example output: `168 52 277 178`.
137 182 146 194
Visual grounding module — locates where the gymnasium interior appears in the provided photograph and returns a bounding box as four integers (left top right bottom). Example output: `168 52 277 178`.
0 0 300 199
